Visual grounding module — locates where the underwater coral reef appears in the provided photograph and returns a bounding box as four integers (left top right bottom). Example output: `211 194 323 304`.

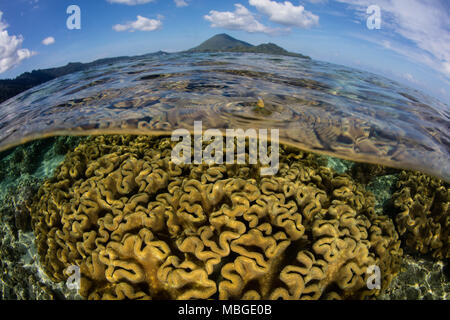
0 136 84 299
392 171 449 259
29 135 405 300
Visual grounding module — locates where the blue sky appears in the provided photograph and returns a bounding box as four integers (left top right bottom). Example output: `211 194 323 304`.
0 0 449 104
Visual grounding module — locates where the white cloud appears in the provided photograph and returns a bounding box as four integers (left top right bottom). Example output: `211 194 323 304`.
403 73 419 84
249 0 319 28
0 11 35 74
337 0 450 78
381 40 391 49
204 4 281 34
351 32 441 76
113 15 162 32
204 1 319 34
42 36 55 46
107 0 155 5
174 0 188 7
443 61 450 75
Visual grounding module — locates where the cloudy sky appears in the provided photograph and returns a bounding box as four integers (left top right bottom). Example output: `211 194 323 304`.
0 0 449 103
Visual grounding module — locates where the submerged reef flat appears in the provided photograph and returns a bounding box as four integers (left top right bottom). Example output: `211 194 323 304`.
0 136 83 299
379 253 449 300
1 135 448 300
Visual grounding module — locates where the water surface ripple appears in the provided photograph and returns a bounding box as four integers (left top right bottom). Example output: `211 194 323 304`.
0 52 448 181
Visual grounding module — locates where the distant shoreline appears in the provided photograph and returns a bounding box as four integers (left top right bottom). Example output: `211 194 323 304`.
0 34 309 104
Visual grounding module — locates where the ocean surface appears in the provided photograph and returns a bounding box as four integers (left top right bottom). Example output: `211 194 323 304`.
0 52 448 180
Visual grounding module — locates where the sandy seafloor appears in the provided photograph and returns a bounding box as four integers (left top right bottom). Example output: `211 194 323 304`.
0 137 448 300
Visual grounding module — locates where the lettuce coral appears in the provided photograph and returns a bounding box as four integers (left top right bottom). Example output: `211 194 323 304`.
30 135 403 300
392 171 449 259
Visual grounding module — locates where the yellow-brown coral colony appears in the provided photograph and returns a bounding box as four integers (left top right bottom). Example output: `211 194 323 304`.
392 171 449 259
31 135 404 300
